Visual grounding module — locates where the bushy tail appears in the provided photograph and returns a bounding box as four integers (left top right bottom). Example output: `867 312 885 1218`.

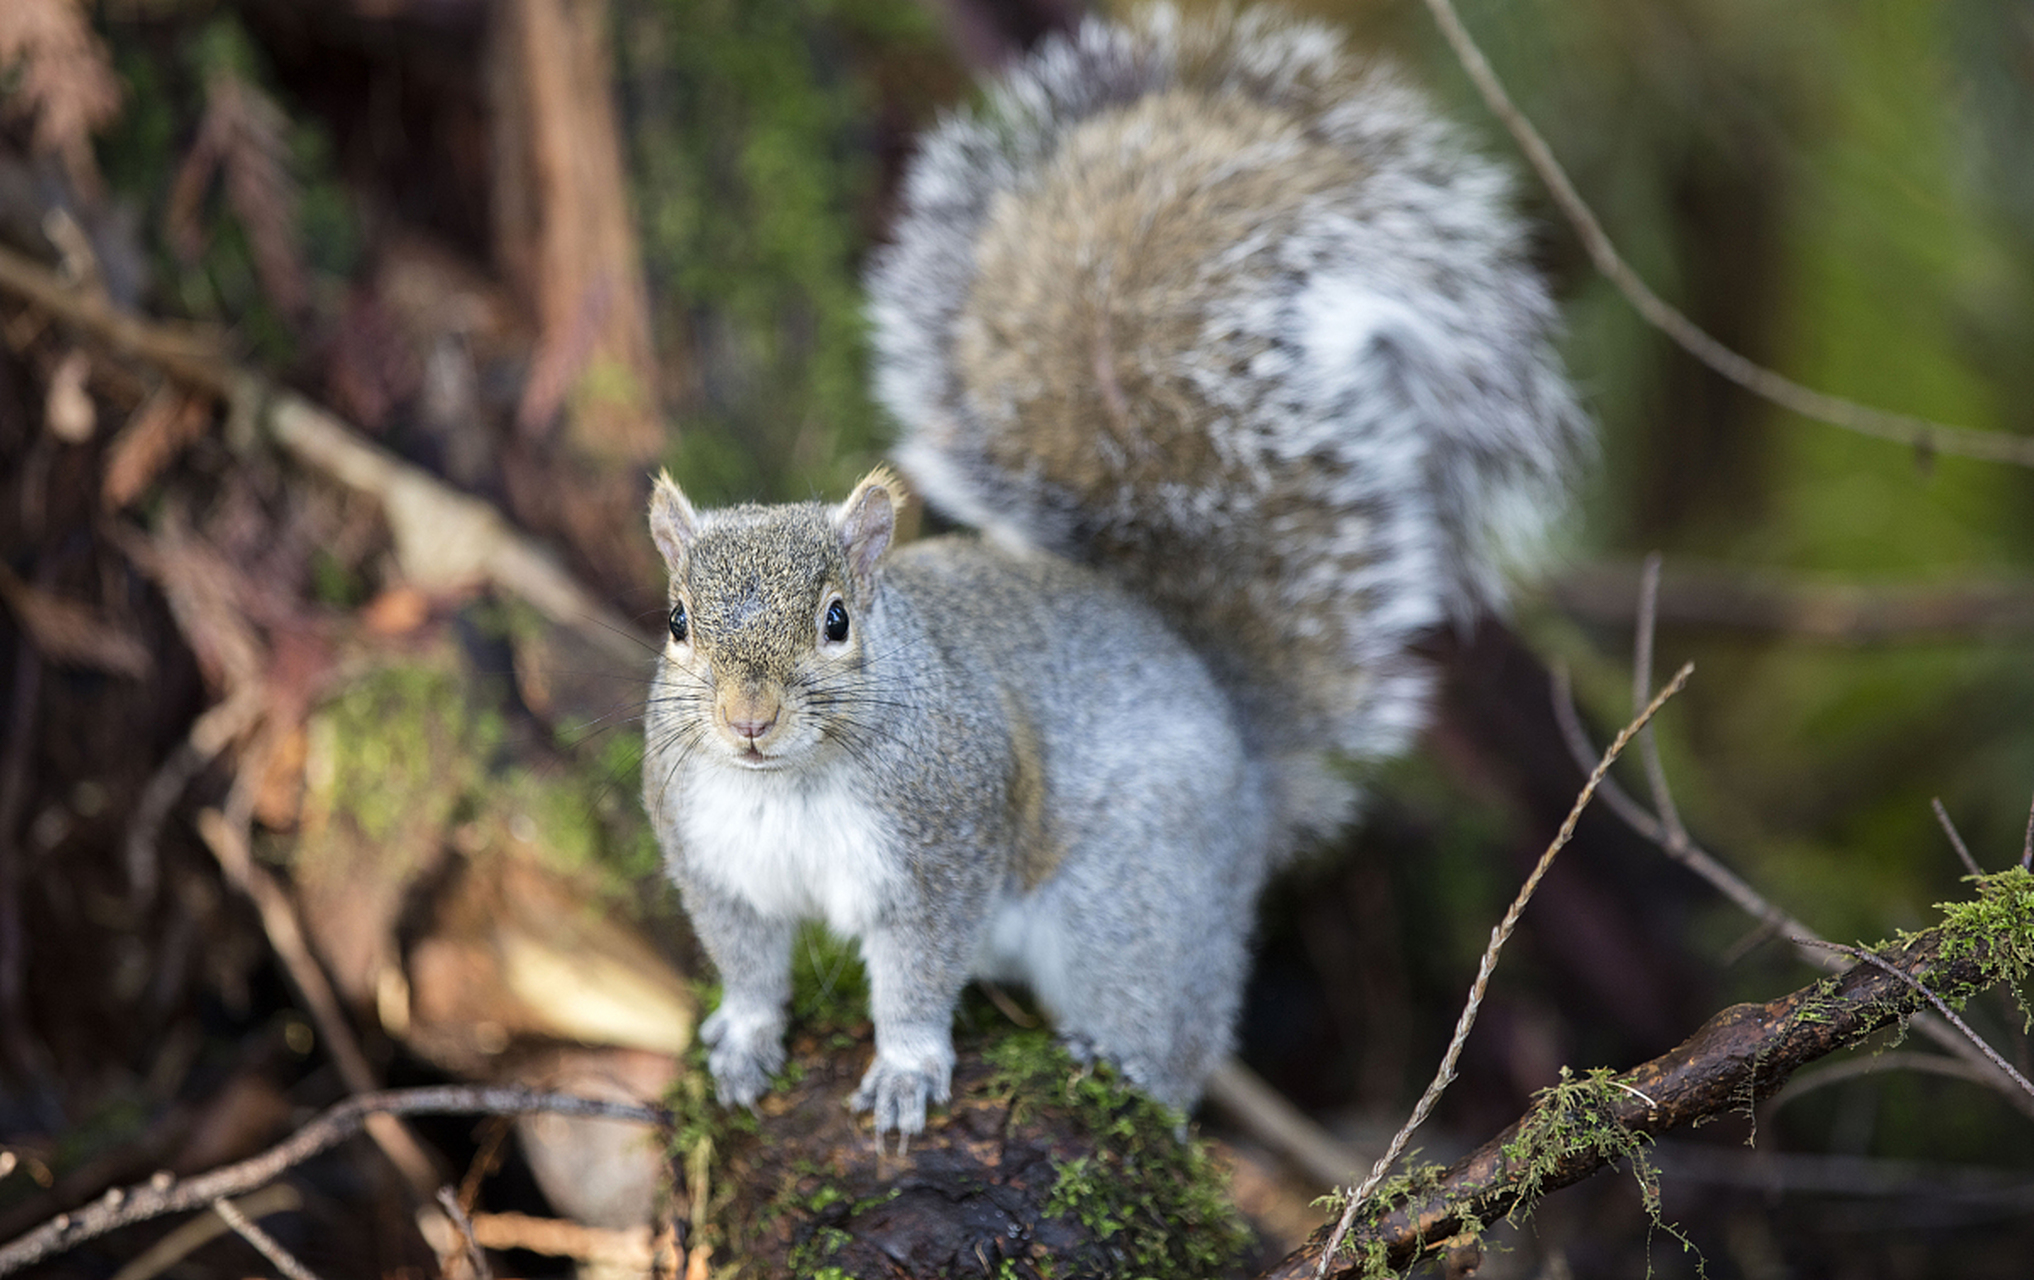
868 3 1586 840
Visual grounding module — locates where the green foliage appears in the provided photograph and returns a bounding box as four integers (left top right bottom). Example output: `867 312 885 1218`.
618 0 952 505
1501 1068 1652 1218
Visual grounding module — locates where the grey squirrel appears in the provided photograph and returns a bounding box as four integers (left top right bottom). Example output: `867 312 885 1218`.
642 3 1585 1136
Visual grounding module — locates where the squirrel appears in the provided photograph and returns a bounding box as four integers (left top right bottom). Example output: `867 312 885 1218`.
642 3 1585 1136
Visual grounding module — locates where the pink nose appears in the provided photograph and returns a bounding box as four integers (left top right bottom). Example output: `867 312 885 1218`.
727 712 777 741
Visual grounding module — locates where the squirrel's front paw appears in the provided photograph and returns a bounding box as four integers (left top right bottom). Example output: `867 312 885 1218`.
699 1003 786 1109
849 1031 955 1136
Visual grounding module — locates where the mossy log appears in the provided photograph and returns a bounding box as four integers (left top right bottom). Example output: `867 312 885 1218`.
672 1027 1253 1280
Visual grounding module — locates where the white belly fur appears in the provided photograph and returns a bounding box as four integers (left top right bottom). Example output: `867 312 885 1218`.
679 763 899 938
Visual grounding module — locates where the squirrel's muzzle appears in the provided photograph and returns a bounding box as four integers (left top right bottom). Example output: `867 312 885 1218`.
718 684 783 748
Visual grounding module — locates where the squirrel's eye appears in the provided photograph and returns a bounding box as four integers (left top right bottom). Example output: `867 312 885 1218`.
669 601 689 644
823 599 850 644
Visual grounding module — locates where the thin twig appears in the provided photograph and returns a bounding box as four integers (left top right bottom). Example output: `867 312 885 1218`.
1266 882 2034 1277
0 1086 666 1275
1417 0 2034 468
1204 1057 1372 1190
1632 554 1689 848
1549 664 1813 950
194 806 440 1198
1770 1049 2022 1111
212 1196 323 1280
1932 798 1986 878
107 1184 302 1280
1798 940 2034 1105
435 1187 493 1280
1314 663 1694 1276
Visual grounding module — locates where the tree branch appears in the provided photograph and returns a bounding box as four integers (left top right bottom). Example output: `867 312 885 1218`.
0 1087 666 1276
1266 871 2034 1278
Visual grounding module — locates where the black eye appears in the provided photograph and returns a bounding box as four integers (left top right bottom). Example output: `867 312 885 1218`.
824 599 849 643
669 601 689 643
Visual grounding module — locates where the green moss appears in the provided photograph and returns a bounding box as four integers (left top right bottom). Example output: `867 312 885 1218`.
1499 1068 1702 1277
987 1033 1249 1280
315 659 493 851
1502 1068 1652 1219
1932 866 2034 992
300 644 661 903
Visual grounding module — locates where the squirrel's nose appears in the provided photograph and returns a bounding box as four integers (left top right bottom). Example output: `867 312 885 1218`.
720 687 782 743
726 711 778 741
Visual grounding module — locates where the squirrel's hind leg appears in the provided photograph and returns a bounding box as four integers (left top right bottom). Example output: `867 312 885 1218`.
1026 804 1273 1114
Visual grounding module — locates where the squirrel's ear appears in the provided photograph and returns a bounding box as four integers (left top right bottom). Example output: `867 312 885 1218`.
648 471 700 569
836 466 904 585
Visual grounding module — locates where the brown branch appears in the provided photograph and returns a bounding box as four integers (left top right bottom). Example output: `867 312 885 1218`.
1263 883 2033 1278
1800 940 2034 1104
1548 665 2034 1117
465 1212 653 1267
0 1086 667 1276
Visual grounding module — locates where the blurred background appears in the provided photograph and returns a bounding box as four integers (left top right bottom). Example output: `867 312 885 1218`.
0 0 2030 1276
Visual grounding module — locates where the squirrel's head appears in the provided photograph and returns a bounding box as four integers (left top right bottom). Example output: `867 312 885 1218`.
647 467 904 767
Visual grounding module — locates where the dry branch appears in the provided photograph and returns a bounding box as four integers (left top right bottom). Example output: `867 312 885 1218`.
1265 873 2034 1278
210 1195 323 1280
0 1086 666 1276
465 1211 654 1267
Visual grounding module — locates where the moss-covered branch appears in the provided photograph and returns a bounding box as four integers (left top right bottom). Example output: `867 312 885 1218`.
1266 868 2034 1279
